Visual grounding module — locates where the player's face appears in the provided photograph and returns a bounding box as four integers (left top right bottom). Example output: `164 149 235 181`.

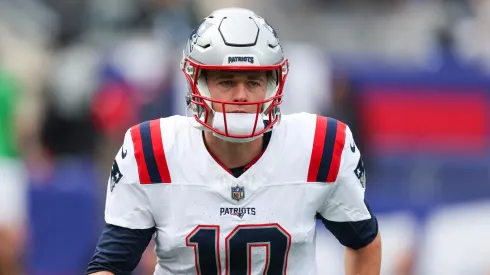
204 70 268 113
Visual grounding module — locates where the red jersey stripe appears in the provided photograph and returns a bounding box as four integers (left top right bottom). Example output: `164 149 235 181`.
130 124 151 184
149 119 172 183
327 121 347 182
307 115 327 182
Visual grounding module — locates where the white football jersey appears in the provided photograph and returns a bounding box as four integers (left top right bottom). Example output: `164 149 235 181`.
105 113 371 275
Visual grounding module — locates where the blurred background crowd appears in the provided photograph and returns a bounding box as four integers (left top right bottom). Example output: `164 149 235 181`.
0 0 489 274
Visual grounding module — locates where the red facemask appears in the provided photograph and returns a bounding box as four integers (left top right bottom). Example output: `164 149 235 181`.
182 58 289 141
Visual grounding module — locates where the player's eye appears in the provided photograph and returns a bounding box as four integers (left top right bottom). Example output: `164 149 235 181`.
248 81 261 87
219 80 233 87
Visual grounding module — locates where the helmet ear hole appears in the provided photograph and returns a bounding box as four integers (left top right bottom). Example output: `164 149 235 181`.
266 70 279 86
201 70 209 83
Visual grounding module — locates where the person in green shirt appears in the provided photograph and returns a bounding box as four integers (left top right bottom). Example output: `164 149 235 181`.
0 67 27 275
0 68 20 158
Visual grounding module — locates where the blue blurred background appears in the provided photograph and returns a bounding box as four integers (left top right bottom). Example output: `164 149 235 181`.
0 0 489 274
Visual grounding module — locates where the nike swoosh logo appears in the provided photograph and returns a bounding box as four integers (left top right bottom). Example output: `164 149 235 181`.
121 146 128 159
350 143 356 153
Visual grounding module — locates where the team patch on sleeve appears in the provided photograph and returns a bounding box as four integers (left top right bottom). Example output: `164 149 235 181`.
110 160 123 192
354 157 366 188
307 116 347 183
130 119 171 184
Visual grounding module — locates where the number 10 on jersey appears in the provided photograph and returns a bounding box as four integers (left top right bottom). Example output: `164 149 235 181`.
186 223 291 275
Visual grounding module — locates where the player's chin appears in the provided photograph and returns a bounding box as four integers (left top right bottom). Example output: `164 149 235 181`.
228 110 252 114
216 104 257 114
217 110 254 114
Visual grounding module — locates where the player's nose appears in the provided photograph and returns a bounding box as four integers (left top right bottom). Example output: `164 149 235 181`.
232 82 248 102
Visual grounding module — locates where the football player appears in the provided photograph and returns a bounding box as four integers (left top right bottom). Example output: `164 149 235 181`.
86 7 381 275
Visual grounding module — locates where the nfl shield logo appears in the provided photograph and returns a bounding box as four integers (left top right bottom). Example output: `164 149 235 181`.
231 185 245 201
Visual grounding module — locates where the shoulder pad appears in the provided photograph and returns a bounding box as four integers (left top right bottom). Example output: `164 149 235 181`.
129 119 172 184
307 115 347 183
110 118 177 188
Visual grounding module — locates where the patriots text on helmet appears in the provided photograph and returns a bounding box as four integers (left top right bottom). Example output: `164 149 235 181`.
227 56 255 64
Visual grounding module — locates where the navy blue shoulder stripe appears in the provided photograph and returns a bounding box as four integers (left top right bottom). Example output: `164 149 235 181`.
316 117 338 182
130 119 171 184
308 116 347 183
139 121 161 183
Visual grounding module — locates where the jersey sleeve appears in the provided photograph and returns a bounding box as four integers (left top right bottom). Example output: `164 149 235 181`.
85 224 154 274
104 128 155 229
317 124 370 221
316 122 378 249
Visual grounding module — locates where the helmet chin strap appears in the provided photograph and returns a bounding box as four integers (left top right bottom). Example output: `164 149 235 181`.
212 132 263 143
211 112 267 143
187 108 269 143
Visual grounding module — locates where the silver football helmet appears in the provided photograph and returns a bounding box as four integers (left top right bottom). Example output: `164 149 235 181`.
181 8 289 142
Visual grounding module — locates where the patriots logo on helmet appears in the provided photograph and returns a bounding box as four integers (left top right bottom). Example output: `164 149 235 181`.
188 19 213 53
253 13 278 38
